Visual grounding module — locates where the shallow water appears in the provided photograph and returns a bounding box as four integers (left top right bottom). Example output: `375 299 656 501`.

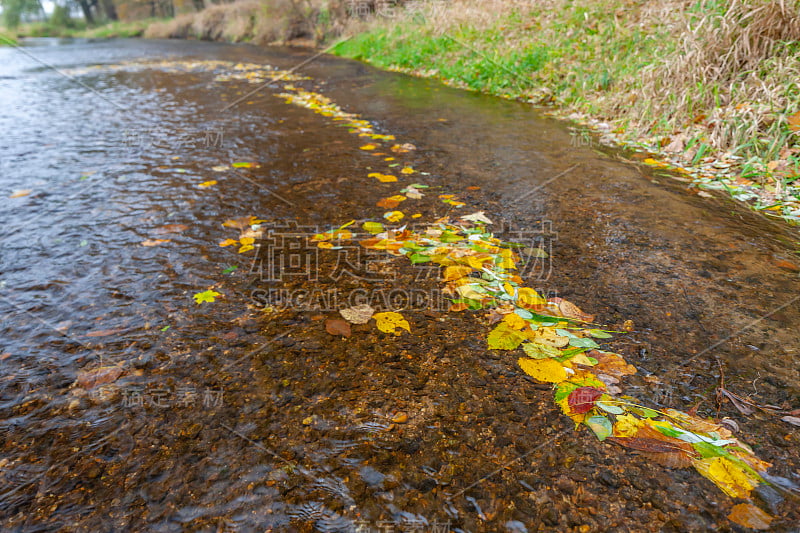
0 38 798 532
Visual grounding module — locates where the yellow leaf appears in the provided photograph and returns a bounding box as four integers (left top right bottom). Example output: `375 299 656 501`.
502 313 528 330
238 244 255 253
374 311 411 335
317 242 334 249
487 322 528 350
219 238 238 247
384 211 404 223
443 265 472 281
498 248 516 269
384 157 395 161
401 166 415 174
412 213 422 218
198 180 217 188
518 287 547 308
518 357 567 383
531 327 570 348
613 414 645 437
360 144 377 150
376 174 398 183
9 189 32 198
456 283 485 300
695 457 759 498
239 237 255 246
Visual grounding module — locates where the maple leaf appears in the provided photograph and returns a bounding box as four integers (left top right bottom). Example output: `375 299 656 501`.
193 290 220 304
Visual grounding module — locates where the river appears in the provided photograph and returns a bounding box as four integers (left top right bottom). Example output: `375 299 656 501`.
1 37 798 532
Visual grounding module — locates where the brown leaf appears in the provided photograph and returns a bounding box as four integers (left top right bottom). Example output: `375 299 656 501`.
76 365 124 390
552 297 594 322
787 110 800 132
325 319 351 338
728 503 773 530
591 350 637 378
773 259 800 272
85 328 125 338
153 224 188 234
717 387 756 415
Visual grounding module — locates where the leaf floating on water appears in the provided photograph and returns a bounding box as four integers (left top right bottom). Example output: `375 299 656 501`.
376 195 406 209
460 211 493 225
555 298 595 322
325 318 351 338
522 342 562 359
567 387 604 414
212 165 229 172
232 162 259 168
585 415 613 441
198 180 217 188
401 166 415 174
85 328 125 338
141 239 171 247
360 144 377 150
487 323 528 350
443 265 473 282
238 244 255 253
384 211 404 223
695 456 760 499
374 311 410 335
193 290 221 304
727 503 773 530
9 189 32 198
362 221 384 234
340 304 375 324
518 357 568 383
222 215 265 229
219 238 238 247
369 173 397 183
76 365 124 390
153 224 189 234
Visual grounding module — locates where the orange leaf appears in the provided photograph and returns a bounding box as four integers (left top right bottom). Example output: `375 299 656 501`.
728 503 773 530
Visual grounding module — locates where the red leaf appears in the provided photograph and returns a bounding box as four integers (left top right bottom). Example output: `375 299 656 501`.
567 387 604 414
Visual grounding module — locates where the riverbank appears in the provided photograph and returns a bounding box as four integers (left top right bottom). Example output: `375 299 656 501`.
331 0 800 225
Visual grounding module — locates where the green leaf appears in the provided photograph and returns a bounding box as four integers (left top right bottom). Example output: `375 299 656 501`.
522 342 562 359
160 325 170 332
487 322 528 350
588 329 613 339
409 253 431 263
569 337 600 349
586 415 613 441
362 221 384 234
596 401 624 415
514 307 533 319
555 382 579 402
222 265 238 274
